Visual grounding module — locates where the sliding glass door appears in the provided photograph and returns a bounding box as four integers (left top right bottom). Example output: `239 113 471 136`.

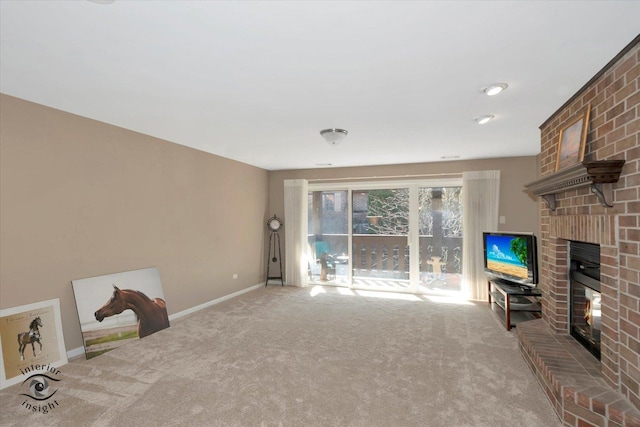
308 190 349 285
352 188 411 292
417 186 463 293
308 179 463 294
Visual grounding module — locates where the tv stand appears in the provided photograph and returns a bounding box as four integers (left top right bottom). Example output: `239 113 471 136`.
487 279 541 330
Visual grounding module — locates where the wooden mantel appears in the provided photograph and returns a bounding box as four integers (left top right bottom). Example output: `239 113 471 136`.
524 160 625 211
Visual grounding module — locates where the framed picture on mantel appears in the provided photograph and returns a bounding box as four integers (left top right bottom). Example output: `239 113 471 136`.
555 104 591 171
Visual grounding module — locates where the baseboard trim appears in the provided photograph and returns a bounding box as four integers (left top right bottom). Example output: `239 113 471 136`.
66 282 265 360
169 282 264 321
67 346 86 359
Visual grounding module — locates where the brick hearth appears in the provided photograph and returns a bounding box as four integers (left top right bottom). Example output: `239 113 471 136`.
519 320 640 426
517 36 639 427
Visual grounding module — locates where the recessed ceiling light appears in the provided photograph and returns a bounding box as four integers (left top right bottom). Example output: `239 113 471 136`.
475 115 495 125
483 83 508 96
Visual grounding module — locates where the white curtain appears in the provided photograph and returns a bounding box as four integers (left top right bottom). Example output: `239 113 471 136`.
284 179 309 287
461 170 500 300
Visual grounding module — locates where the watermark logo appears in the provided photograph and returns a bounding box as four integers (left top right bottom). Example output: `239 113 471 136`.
18 363 62 414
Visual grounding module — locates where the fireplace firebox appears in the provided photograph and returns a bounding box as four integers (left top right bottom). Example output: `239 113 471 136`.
570 241 601 360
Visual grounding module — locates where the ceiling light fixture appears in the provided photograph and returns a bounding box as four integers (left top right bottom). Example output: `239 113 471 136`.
475 115 495 125
320 128 348 145
483 83 508 96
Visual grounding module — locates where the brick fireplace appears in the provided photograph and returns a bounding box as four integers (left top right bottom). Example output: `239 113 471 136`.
518 36 640 427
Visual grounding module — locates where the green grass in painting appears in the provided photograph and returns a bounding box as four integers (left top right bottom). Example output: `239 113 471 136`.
86 349 113 359
85 330 138 346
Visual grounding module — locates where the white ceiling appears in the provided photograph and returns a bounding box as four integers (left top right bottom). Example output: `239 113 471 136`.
1 1 639 171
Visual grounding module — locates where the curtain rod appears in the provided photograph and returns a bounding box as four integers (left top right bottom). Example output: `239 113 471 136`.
308 172 463 182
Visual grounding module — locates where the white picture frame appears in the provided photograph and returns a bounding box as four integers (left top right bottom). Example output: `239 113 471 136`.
0 298 68 390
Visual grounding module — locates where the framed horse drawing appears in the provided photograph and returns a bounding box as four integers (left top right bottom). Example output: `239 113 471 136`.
0 298 67 390
72 267 170 359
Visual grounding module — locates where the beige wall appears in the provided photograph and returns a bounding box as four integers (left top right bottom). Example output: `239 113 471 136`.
0 94 269 352
269 156 540 236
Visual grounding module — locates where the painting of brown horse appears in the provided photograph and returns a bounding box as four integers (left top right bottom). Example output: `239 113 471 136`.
95 285 170 338
17 316 43 360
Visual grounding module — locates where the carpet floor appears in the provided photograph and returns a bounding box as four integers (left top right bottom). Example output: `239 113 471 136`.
0 285 561 426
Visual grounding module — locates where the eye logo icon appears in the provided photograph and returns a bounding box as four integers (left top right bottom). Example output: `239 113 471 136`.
20 374 59 401
17 364 63 414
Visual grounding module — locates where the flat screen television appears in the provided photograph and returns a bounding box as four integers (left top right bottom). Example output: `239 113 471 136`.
483 231 538 287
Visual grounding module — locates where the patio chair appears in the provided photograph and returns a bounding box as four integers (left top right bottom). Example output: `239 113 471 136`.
314 241 336 281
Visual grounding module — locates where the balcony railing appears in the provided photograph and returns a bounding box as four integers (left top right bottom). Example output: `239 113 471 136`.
309 234 462 279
